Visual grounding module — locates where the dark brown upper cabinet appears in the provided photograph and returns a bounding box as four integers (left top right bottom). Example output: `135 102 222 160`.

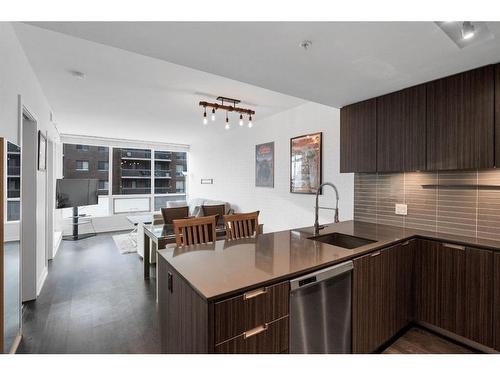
377 85 426 172
495 64 500 167
426 65 494 170
340 98 377 173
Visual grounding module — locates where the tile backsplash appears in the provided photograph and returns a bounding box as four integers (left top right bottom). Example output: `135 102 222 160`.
354 170 500 241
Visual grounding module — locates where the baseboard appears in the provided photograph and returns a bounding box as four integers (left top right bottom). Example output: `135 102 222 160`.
53 231 62 257
36 266 48 297
416 321 499 354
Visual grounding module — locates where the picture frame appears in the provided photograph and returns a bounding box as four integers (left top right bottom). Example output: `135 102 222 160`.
290 132 322 194
38 130 47 171
255 142 274 188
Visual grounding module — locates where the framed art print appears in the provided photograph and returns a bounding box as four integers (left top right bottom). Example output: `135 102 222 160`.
255 142 274 188
290 132 322 194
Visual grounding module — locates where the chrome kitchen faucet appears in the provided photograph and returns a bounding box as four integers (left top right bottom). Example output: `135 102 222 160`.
314 182 340 235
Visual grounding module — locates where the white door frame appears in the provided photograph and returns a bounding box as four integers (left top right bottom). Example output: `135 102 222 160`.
19 97 38 302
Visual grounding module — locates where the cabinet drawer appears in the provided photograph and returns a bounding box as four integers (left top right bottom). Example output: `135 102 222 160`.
215 317 289 354
214 281 289 344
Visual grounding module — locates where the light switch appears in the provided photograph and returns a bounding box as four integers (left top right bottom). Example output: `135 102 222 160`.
395 203 408 216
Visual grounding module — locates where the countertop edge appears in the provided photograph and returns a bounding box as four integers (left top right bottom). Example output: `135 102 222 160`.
158 223 500 303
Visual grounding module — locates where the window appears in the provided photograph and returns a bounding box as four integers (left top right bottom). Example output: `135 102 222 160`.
98 180 109 190
6 141 21 221
62 144 110 217
76 160 89 171
112 147 151 195
98 161 109 171
62 142 187 215
176 181 185 193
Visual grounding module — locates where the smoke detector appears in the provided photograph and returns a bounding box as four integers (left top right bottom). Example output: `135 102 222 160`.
69 70 86 79
300 40 312 50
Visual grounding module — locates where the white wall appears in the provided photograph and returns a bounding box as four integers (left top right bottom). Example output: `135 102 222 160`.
0 22 61 298
189 102 354 233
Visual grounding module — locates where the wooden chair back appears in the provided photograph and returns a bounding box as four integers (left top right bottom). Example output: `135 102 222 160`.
201 204 226 226
153 214 164 225
161 206 189 225
223 211 260 240
173 215 217 247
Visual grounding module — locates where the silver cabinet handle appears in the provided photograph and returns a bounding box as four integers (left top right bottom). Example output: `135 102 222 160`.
442 243 465 251
371 251 381 257
243 324 268 339
243 287 267 300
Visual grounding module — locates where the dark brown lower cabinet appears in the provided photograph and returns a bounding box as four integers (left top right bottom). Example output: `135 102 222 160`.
158 256 289 354
494 253 500 351
215 317 289 354
414 240 466 336
352 241 414 353
464 247 493 348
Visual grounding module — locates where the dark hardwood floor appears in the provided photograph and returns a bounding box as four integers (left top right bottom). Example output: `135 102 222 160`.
383 327 476 354
17 232 160 354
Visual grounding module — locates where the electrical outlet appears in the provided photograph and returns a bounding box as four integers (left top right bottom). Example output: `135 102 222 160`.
395 203 408 216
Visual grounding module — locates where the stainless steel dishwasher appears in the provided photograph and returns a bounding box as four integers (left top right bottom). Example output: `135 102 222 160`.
289 261 353 354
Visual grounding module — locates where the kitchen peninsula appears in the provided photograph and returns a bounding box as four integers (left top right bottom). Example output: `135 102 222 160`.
157 220 500 354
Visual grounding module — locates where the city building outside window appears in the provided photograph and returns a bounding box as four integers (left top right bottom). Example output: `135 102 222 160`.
63 142 187 215
75 160 89 171
98 161 109 171
76 144 89 151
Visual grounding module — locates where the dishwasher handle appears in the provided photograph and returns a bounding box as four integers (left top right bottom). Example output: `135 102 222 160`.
290 260 353 291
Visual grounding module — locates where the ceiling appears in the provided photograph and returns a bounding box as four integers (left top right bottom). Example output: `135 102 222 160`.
25 21 500 108
13 23 305 144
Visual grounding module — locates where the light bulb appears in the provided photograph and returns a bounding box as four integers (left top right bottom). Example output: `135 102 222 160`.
225 113 230 130
203 108 207 125
239 114 243 126
248 115 253 128
225 122 230 130
211 108 216 121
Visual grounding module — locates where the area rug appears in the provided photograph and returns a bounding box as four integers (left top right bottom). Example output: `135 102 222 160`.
112 233 137 254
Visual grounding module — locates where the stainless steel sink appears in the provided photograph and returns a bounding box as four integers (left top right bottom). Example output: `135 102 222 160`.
308 232 376 249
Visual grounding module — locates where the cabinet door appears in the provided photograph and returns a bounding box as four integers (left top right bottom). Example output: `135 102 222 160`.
414 240 466 336
353 243 413 353
340 98 377 173
377 85 426 172
464 247 493 347
493 253 500 351
495 64 500 167
426 65 494 170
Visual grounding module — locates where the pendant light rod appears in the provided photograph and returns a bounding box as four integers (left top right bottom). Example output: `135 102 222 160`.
199 101 255 116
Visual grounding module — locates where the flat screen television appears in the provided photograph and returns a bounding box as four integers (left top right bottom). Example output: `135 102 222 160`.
56 179 99 209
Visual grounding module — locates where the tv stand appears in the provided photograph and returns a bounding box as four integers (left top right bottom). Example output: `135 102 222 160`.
62 206 97 241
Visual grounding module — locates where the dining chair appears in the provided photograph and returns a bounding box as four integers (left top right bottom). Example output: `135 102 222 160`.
161 206 189 225
223 211 260 240
201 204 226 226
173 215 217 247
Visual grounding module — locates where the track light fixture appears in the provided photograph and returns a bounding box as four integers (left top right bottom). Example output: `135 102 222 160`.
199 96 255 130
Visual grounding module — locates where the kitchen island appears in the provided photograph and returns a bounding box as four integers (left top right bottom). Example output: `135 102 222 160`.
157 220 500 354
